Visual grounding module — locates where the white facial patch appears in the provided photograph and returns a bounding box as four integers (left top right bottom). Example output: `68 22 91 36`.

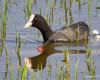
24 14 35 28
29 14 35 22
24 58 32 68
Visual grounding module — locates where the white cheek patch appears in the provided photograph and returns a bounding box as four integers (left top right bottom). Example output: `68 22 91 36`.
24 58 32 69
24 14 35 28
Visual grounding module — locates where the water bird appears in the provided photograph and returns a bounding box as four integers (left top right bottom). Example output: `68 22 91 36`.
93 29 100 41
24 14 89 42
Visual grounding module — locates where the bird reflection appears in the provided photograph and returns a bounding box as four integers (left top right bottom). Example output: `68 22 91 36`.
24 42 87 71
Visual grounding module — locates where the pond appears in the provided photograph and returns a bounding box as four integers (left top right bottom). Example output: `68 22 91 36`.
0 0 100 80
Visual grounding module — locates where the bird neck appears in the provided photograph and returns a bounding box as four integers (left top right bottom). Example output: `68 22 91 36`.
36 21 53 42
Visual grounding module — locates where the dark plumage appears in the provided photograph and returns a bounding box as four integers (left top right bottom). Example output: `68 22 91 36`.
24 14 89 42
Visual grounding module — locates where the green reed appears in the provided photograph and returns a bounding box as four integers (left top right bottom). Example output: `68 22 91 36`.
85 48 96 80
3 0 8 40
0 0 8 56
45 0 49 24
63 0 68 25
16 32 22 80
60 0 63 8
82 73 85 80
45 6 49 24
86 59 96 80
21 64 28 80
10 56 14 80
69 0 74 25
53 0 56 7
77 0 81 14
86 48 92 59
31 71 35 80
96 6 100 9
63 49 70 80
45 0 51 26
88 0 92 27
0 0 10 73
74 58 79 80
37 62 43 80
3 46 9 80
55 65 66 80
47 64 52 79
16 32 21 67
62 0 74 26
25 0 33 18
46 0 49 6
50 5 54 26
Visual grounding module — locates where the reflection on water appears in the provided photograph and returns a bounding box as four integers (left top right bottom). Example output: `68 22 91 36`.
24 42 87 71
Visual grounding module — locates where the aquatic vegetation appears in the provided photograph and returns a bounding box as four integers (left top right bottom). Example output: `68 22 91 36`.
46 64 52 79
77 0 81 13
63 0 68 25
31 71 35 80
85 48 96 80
21 64 28 80
4 47 9 80
10 57 14 80
0 0 8 56
63 49 70 80
74 58 79 80
55 64 66 80
69 0 74 25
16 32 21 67
16 32 23 80
76 0 81 18
96 6 100 9
25 0 36 18
0 0 99 80
3 0 8 40
88 0 92 26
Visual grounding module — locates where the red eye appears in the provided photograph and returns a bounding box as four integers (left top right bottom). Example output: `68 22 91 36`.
37 45 45 53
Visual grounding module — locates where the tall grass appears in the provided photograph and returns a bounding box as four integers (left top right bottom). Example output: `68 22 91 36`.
62 0 74 25
31 71 35 80
0 0 8 56
63 0 68 25
76 0 81 19
85 48 96 80
55 65 66 80
46 64 52 79
2 0 8 40
0 0 98 80
0 0 9 78
45 0 50 26
50 5 54 26
69 0 74 25
21 64 28 80
16 32 22 80
25 0 34 18
88 0 92 27
63 49 70 80
96 6 100 9
3 46 9 80
74 58 79 80
10 56 14 80
16 32 21 67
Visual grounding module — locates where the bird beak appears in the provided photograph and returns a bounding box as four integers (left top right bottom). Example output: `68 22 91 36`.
24 21 32 28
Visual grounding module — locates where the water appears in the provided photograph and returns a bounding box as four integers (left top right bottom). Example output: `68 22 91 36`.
0 0 100 80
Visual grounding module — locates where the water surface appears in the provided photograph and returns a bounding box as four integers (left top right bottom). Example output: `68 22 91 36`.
0 0 100 80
